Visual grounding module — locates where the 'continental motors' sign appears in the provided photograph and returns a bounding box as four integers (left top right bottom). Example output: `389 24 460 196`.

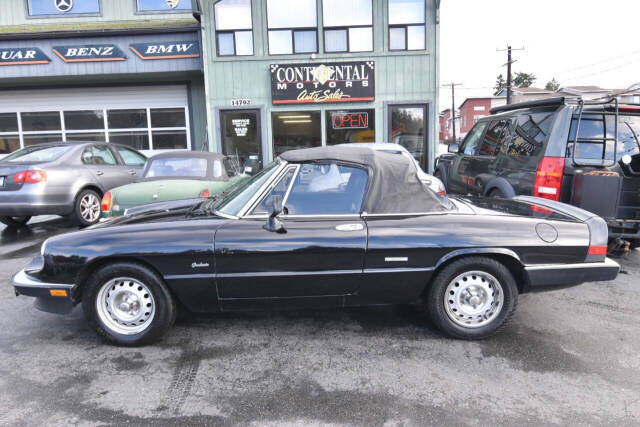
129 41 200 60
0 47 50 66
270 61 375 104
53 44 126 63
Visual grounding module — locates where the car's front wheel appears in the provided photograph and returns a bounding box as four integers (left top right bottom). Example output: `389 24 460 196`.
82 262 176 346
0 216 31 228
426 256 518 340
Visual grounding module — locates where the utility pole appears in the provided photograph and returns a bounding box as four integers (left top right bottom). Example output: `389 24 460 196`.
497 45 524 104
443 83 462 143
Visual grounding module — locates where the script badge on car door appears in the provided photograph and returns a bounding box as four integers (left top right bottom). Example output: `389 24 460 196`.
335 223 364 231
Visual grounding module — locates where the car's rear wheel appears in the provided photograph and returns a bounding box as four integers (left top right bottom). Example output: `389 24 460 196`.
82 262 176 346
426 256 518 340
0 216 31 228
73 189 102 226
488 188 506 199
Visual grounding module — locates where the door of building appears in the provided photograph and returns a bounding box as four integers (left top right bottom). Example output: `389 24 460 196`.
388 104 429 171
220 109 262 174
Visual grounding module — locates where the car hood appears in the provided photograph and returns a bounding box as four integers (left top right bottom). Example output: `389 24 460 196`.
91 198 207 229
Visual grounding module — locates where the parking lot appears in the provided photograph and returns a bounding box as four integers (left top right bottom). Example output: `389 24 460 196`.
0 217 639 426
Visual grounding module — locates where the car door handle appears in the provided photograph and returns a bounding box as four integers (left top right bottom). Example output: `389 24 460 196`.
95 170 104 176
128 170 137 175
335 223 364 232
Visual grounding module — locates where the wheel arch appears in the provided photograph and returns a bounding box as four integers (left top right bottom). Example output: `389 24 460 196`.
427 248 529 293
434 163 448 187
76 184 104 200
482 178 516 199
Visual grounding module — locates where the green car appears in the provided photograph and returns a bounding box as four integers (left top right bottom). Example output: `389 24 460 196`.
101 152 249 218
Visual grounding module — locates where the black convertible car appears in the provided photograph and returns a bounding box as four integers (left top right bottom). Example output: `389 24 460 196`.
12 146 619 346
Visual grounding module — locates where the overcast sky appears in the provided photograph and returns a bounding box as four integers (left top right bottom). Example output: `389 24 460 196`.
439 0 640 110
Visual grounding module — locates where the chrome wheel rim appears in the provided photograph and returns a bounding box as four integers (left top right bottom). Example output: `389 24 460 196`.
443 270 504 328
80 193 101 223
96 277 156 335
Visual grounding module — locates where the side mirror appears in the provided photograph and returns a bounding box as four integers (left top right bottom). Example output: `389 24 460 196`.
263 195 286 233
448 143 459 153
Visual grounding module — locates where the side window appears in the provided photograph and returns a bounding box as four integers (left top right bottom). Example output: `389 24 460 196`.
91 146 117 166
284 163 368 215
504 112 554 157
115 146 146 166
477 120 511 156
253 166 297 214
459 121 488 155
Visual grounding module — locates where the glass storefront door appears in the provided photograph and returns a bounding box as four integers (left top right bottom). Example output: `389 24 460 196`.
220 109 262 173
388 104 428 170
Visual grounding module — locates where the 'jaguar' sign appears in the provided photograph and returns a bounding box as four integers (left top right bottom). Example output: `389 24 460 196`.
270 61 375 104
0 47 50 66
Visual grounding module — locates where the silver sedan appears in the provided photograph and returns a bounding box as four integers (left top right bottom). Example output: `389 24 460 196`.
0 142 146 227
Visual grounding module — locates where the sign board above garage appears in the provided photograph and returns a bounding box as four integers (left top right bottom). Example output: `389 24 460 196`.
52 44 126 63
0 47 50 66
129 41 200 60
270 61 375 105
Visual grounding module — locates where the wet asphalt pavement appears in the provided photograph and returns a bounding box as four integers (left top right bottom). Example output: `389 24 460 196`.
1 216 640 426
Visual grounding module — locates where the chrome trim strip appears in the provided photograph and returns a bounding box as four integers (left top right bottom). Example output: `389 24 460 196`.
243 213 363 220
364 267 434 273
281 164 300 207
164 273 216 280
237 161 289 217
524 257 620 271
385 257 408 262
11 269 73 289
217 269 363 278
362 212 451 218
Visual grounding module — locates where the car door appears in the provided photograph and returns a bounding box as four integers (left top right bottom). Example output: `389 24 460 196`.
214 162 368 305
112 145 147 183
81 145 132 190
447 121 489 194
465 119 512 195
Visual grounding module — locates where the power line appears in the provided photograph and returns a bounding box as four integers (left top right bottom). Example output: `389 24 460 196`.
553 49 640 76
563 56 640 83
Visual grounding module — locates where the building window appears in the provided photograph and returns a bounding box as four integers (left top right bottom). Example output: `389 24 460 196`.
272 111 321 156
215 0 254 56
27 0 100 16
388 104 428 168
137 0 193 12
388 0 425 51
326 109 375 144
323 0 373 53
0 108 189 153
267 0 318 55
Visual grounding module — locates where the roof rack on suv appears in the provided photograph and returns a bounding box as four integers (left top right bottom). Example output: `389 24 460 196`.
489 97 567 115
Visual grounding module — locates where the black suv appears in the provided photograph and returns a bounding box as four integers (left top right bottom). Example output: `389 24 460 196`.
435 97 640 245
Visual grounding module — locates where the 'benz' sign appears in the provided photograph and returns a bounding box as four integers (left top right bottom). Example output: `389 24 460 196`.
0 47 50 66
129 41 200 60
270 61 375 104
53 44 126 62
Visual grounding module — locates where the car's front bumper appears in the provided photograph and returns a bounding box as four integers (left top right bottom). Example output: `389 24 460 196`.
524 257 620 292
12 269 76 314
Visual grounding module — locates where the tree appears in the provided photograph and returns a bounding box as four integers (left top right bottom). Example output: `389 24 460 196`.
494 74 506 95
513 72 536 88
545 78 560 91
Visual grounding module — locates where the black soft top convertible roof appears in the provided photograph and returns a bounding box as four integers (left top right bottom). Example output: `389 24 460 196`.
280 146 451 214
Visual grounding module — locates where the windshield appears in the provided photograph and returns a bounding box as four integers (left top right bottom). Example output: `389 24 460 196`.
215 161 281 216
0 145 71 163
145 157 209 179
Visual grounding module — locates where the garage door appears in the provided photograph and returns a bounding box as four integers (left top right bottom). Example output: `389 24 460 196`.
0 85 191 156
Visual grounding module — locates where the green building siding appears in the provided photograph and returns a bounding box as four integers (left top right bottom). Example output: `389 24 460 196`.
200 0 440 171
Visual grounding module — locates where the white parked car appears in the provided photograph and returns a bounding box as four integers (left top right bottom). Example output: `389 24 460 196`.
339 142 446 194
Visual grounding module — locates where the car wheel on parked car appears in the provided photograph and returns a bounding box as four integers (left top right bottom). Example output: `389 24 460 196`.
488 188 506 199
82 262 176 346
426 256 518 340
0 216 31 228
73 189 102 226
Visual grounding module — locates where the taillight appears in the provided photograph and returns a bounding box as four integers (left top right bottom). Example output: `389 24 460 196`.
200 189 211 198
14 170 46 183
534 157 564 201
101 191 112 212
437 190 446 195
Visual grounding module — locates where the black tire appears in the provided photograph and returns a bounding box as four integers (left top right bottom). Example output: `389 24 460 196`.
82 262 176 346
488 188 506 199
426 256 518 340
73 188 102 226
0 216 31 227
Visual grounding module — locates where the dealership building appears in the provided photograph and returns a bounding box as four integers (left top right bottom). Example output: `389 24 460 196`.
1 0 441 172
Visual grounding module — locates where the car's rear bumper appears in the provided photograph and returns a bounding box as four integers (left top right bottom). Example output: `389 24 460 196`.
12 269 76 314
524 257 619 292
0 190 72 216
